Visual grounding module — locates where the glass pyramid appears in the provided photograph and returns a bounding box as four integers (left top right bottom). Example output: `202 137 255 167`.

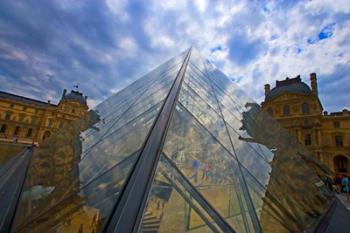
5 48 333 233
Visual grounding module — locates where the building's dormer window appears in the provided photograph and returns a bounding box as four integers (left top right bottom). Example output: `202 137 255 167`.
334 121 340 128
267 107 273 116
305 133 312 145
302 102 309 114
335 135 343 147
283 105 290 116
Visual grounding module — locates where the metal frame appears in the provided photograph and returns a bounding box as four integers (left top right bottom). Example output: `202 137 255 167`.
201 62 263 233
160 154 235 232
0 147 33 233
104 48 192 233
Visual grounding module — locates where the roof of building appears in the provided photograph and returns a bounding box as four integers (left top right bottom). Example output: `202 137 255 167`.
265 76 312 101
0 91 56 108
62 90 87 105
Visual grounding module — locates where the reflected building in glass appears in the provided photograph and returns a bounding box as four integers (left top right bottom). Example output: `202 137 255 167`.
1 48 347 233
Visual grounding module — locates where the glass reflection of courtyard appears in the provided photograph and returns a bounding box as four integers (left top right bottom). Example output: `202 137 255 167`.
8 49 332 233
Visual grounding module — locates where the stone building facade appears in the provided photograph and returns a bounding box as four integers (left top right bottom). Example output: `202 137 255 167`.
261 73 350 174
0 89 89 144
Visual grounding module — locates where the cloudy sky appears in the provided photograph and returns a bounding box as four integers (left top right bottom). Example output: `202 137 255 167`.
0 0 349 111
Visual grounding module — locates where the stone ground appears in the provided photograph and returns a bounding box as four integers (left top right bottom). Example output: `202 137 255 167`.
336 193 350 210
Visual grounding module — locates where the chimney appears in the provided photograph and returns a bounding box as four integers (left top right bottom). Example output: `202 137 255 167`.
48 100 51 104
310 73 318 95
85 96 88 101
264 84 270 97
62 89 67 98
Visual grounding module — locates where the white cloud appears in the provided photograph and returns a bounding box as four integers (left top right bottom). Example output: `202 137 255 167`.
1 0 349 111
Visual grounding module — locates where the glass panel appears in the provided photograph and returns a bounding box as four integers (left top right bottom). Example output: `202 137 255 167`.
99 60 181 123
227 125 271 187
188 49 332 232
79 101 163 186
81 75 173 153
81 61 181 152
9 48 335 233
162 103 254 232
95 51 185 117
228 104 330 232
140 156 220 233
14 152 138 233
178 82 232 153
242 167 292 233
183 67 219 113
12 50 187 232
12 99 164 231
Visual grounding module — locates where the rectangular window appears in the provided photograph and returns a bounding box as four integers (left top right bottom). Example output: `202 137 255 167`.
305 134 312 145
335 135 343 147
5 113 11 120
26 128 33 137
334 121 340 128
47 119 53 127
14 126 20 135
0 124 6 133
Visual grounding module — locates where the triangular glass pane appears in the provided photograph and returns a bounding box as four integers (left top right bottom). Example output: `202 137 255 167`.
139 156 220 233
178 81 233 153
81 57 183 153
12 100 164 231
96 51 186 117
11 51 186 232
13 151 137 233
162 103 254 232
183 65 220 113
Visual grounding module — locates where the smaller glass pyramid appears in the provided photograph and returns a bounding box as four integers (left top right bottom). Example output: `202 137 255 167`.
4 48 335 233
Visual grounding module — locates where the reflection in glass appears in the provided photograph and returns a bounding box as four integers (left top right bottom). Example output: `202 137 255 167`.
9 49 334 233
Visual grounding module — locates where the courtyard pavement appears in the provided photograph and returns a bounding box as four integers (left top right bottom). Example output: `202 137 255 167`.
336 193 350 210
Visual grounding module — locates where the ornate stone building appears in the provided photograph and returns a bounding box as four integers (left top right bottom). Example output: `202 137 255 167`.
261 73 350 174
0 89 89 144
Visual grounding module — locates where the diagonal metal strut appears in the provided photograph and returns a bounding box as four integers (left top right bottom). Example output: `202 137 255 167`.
104 48 192 233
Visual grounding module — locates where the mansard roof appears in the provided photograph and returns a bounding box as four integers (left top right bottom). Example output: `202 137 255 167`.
0 91 55 108
266 76 312 100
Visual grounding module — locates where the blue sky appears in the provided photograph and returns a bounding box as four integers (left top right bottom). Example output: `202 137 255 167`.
0 0 349 111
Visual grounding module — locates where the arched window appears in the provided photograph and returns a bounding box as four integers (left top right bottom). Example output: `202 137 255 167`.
42 131 51 140
26 128 33 137
302 102 309 114
0 124 7 133
267 107 273 116
334 155 349 173
283 105 290 116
